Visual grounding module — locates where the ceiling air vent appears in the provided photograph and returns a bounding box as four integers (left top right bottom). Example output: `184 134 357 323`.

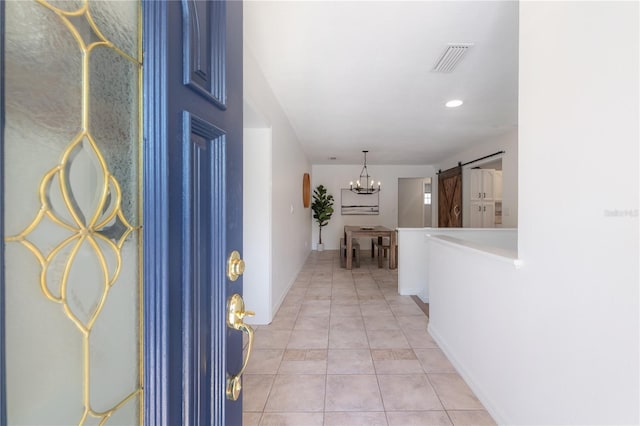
432 43 474 73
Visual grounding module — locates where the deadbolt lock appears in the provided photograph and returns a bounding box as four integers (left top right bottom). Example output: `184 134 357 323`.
227 250 245 281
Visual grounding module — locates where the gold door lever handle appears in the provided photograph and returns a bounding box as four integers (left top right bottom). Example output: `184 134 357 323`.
226 293 255 401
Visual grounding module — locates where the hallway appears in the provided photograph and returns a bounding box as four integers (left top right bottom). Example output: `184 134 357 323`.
242 250 495 425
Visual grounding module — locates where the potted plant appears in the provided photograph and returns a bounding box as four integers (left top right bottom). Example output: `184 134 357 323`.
311 184 334 251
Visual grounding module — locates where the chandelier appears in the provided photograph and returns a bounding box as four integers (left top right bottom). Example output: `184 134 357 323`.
349 150 381 194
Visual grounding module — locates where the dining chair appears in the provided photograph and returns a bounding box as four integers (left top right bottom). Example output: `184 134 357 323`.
340 237 361 268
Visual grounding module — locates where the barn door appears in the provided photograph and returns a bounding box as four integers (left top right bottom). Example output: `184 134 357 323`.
438 166 463 227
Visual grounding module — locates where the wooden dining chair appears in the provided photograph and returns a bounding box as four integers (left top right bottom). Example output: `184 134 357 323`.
371 236 397 268
375 238 391 268
340 238 361 268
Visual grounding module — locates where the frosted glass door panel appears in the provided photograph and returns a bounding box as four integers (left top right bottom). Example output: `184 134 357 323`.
3 0 142 424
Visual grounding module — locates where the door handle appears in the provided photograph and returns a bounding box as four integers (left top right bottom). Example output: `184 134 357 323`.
226 293 255 401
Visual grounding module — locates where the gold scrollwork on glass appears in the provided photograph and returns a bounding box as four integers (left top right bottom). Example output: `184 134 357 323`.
5 1 142 424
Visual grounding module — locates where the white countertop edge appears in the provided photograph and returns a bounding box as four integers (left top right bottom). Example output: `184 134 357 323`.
425 234 523 268
397 227 518 233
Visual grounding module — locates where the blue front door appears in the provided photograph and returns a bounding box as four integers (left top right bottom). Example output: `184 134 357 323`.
143 1 245 424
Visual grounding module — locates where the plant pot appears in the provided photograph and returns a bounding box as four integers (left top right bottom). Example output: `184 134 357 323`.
317 243 324 252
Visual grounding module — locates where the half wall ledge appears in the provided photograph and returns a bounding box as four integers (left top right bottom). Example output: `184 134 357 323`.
426 234 523 268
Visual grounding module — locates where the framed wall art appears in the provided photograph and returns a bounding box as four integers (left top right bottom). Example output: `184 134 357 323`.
341 189 379 215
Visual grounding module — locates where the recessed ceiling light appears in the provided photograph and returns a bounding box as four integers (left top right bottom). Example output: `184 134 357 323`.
445 99 464 108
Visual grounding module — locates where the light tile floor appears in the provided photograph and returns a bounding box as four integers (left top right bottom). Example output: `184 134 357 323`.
243 250 496 426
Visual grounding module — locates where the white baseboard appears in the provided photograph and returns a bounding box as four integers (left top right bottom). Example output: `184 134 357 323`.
270 252 309 321
428 324 508 425
398 287 421 297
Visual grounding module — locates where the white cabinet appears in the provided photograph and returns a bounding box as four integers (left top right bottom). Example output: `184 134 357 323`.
494 170 503 201
468 169 502 228
470 169 495 201
470 201 495 228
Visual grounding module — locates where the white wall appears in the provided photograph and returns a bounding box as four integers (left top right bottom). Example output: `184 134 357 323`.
244 44 312 324
243 127 272 324
398 228 518 302
428 2 639 424
397 229 429 299
434 129 518 228
427 239 524 424
311 164 434 250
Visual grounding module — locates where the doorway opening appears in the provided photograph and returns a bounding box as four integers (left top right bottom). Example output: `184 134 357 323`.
398 177 432 228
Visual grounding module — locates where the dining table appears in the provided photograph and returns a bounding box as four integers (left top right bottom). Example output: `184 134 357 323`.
344 225 397 270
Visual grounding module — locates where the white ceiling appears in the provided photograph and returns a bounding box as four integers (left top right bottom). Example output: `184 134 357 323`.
244 1 519 165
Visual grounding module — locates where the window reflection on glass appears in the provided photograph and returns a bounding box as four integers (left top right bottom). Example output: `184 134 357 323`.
424 182 432 205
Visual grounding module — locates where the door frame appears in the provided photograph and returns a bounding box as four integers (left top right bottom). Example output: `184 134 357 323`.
0 0 6 423
142 1 171 424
